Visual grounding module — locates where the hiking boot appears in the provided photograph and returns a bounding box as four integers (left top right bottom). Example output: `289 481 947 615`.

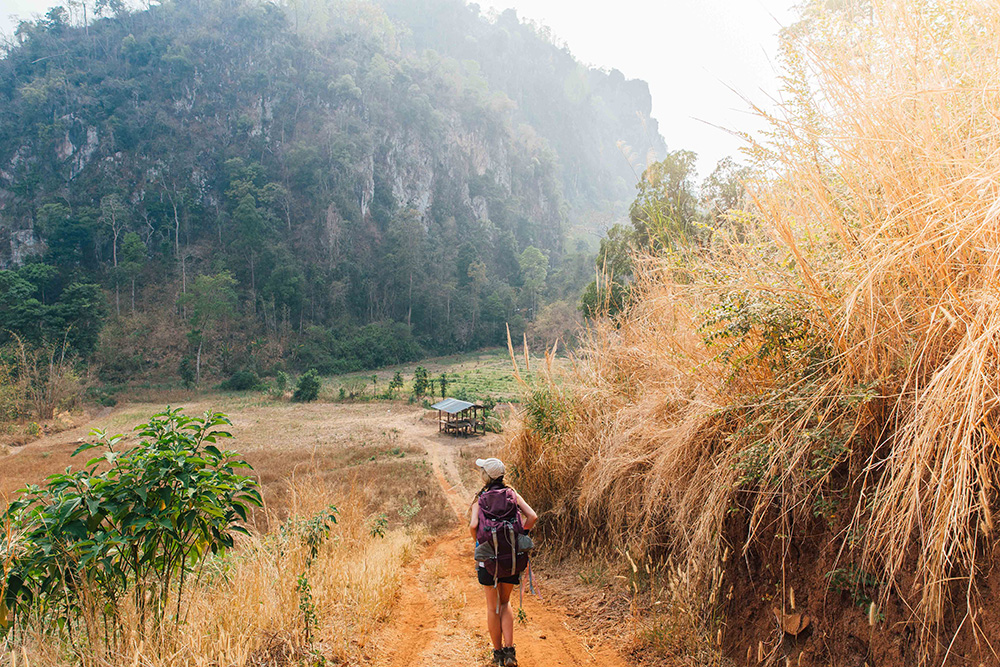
503 646 518 667
491 649 505 665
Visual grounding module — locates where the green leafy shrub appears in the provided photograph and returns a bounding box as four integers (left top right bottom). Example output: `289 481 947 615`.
698 290 822 377
369 513 389 538
293 369 322 402
388 371 404 397
275 370 289 393
826 565 883 608
220 369 264 391
413 366 429 398
281 505 339 566
1 408 261 641
179 356 196 387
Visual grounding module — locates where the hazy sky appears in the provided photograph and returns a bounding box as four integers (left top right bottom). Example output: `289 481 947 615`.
473 0 796 176
1 0 797 177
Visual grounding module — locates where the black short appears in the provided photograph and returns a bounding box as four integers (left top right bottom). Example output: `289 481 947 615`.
478 566 520 586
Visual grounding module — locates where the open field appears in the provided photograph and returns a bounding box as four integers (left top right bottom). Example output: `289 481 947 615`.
0 347 556 469
2 391 641 667
1 397 451 534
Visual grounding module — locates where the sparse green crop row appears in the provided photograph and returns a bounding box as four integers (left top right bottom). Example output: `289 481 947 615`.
320 348 561 404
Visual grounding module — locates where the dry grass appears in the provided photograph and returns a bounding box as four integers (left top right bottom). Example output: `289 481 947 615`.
504 0 1000 657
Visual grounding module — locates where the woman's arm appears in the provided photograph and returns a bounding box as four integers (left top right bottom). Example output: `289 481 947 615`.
469 499 479 540
515 492 538 531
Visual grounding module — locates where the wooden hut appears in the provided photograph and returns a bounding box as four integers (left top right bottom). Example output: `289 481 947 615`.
432 398 486 436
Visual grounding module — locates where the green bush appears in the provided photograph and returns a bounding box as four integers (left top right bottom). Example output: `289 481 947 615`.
85 385 120 407
179 356 196 387
220 369 264 391
388 371 404 397
293 369 322 402
339 377 368 400
96 352 148 384
413 366 429 398
1 408 260 641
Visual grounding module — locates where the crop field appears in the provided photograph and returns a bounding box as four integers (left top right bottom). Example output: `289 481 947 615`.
321 347 565 404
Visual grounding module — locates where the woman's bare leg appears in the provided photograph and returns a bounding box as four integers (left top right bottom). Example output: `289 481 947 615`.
498 582 515 647
484 586 503 650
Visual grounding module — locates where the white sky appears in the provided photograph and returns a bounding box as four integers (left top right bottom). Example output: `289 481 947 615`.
473 0 796 177
1 0 797 177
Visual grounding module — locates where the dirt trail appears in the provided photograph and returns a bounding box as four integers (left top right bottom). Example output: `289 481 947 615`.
374 410 630 667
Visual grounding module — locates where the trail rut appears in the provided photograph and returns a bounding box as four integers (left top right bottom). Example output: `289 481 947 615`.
373 410 630 667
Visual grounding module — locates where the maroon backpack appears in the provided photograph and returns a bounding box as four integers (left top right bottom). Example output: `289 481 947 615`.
476 487 529 580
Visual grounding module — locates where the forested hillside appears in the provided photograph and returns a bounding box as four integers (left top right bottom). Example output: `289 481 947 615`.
377 0 666 213
0 0 664 390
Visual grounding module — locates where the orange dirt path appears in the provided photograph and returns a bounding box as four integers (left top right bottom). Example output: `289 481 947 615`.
374 410 630 667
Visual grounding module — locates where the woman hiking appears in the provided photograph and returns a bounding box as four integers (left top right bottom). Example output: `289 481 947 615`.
469 457 537 667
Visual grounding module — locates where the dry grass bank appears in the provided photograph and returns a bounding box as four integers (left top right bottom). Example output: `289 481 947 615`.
505 1 1000 663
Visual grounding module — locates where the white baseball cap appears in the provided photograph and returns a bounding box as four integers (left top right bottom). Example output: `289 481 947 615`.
475 457 505 480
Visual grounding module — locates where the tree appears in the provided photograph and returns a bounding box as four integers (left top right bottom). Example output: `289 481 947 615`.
100 194 130 316
579 223 635 320
629 150 701 250
120 232 146 314
177 272 238 385
385 209 424 328
53 282 107 356
388 371 404 397
518 246 548 320
701 157 752 234
467 258 488 336
231 194 270 309
0 269 106 356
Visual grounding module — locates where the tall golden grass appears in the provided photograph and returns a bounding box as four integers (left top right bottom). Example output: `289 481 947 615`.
2 479 422 666
506 0 1000 652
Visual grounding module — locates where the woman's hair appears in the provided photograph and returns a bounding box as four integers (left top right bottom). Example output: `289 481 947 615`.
475 474 506 499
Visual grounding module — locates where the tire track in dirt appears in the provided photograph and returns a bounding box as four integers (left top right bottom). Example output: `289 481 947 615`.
375 409 630 667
